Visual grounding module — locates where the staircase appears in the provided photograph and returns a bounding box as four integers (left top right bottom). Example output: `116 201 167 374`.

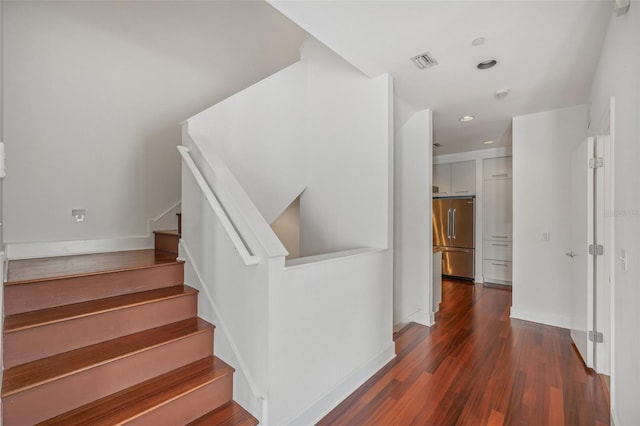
1 215 258 425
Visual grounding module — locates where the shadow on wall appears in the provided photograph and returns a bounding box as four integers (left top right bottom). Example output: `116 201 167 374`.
270 193 302 259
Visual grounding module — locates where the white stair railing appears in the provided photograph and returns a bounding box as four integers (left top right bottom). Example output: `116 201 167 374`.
177 146 258 266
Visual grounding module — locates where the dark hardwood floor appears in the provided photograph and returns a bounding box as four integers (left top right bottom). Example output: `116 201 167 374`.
319 279 610 426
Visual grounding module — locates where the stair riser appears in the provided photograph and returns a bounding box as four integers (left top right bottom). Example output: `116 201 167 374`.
128 374 233 425
4 294 198 368
2 328 214 425
155 234 180 255
4 262 184 315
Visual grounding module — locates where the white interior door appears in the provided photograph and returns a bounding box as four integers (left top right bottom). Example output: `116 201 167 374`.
570 137 594 368
594 134 611 375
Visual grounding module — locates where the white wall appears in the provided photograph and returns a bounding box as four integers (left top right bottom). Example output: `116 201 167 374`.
587 5 640 425
394 109 433 328
0 0 4 407
511 105 587 328
2 1 305 250
433 146 512 283
180 156 274 419
187 61 309 226
299 40 391 255
183 34 394 425
188 38 392 257
270 250 394 425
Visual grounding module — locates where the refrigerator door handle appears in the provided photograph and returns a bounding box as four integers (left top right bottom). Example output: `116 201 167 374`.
447 209 451 238
452 209 456 239
443 248 472 253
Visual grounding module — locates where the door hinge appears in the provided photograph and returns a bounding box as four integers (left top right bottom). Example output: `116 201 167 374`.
588 330 604 343
588 244 604 256
589 157 604 168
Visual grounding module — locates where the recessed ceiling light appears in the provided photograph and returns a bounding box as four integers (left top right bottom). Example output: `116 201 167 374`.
483 140 495 145
494 88 510 98
477 58 498 70
472 37 486 46
459 115 475 122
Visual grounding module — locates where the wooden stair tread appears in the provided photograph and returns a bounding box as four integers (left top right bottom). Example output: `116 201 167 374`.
39 356 233 426
4 285 197 332
2 317 213 397
188 401 259 426
153 229 181 236
6 249 182 285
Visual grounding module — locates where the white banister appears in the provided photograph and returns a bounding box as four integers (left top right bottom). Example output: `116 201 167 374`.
177 146 259 266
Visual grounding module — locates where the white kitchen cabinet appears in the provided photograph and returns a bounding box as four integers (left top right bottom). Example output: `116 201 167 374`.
433 163 452 196
451 161 475 196
482 241 513 261
433 161 475 196
483 171 513 285
483 156 512 180
483 179 512 241
482 260 513 284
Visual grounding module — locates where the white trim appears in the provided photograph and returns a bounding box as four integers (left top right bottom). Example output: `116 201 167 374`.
178 146 259 266
286 344 396 426
509 307 571 329
284 247 383 268
393 309 435 332
5 236 153 260
2 251 8 282
406 308 433 327
611 408 620 426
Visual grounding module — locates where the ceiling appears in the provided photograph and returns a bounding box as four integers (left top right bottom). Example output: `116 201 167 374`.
269 0 613 155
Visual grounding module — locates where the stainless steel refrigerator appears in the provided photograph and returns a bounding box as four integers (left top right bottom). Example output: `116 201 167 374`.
433 197 475 280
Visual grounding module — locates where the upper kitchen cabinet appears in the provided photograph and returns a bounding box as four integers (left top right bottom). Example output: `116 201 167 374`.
433 160 475 196
433 163 452 196
483 156 512 180
451 161 475 196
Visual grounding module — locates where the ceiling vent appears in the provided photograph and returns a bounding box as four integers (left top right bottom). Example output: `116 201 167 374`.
411 52 438 70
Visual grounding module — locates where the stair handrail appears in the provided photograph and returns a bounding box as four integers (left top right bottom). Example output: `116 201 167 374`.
177 146 259 266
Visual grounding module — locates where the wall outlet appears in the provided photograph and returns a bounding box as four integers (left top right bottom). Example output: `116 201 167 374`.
72 209 86 222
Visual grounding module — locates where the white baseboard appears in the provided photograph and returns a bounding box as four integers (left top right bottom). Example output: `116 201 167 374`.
407 308 434 327
509 307 571 329
393 309 435 332
611 408 620 426
287 343 396 426
6 236 154 260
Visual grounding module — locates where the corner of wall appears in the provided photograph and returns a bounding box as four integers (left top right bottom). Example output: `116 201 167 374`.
393 109 433 329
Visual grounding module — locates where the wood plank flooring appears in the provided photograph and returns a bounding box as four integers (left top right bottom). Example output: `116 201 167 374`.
319 279 610 426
